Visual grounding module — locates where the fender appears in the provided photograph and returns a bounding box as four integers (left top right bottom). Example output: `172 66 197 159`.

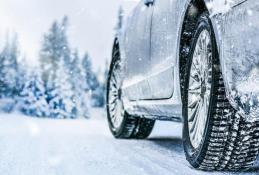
204 0 259 119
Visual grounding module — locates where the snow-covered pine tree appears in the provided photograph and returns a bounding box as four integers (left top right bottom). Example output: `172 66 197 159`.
16 57 27 96
39 20 61 114
81 53 107 108
40 16 78 119
19 71 49 117
0 34 20 112
82 53 99 92
44 80 59 118
100 59 110 106
70 50 89 118
103 59 109 83
51 58 76 119
91 61 109 108
0 34 19 99
81 53 102 109
40 17 71 83
0 52 5 97
60 16 73 70
91 83 105 107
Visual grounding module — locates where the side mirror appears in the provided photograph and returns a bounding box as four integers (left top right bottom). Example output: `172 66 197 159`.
144 0 154 6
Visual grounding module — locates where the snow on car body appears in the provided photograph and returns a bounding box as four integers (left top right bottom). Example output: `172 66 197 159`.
107 0 259 171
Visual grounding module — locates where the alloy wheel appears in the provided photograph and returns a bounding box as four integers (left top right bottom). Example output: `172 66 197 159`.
187 29 213 149
108 61 124 129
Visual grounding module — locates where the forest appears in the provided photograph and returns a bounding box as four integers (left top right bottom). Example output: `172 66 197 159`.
0 16 107 119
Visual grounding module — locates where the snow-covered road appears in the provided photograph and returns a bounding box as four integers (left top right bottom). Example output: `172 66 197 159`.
0 109 258 175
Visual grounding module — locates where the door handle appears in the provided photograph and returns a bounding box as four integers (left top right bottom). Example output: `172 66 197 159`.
144 0 154 6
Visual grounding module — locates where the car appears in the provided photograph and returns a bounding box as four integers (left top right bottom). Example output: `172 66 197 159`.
106 0 259 171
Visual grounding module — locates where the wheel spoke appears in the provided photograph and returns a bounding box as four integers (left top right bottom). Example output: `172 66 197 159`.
190 105 201 139
109 97 117 107
188 95 200 109
192 57 201 75
111 74 117 88
188 102 200 122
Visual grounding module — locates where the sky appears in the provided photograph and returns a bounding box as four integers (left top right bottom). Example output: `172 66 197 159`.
0 0 139 71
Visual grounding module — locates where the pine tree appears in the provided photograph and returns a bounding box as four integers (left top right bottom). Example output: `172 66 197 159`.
91 62 109 108
40 16 71 84
101 59 110 107
16 57 27 95
91 84 105 107
19 71 49 117
70 50 89 118
61 16 72 70
81 53 101 109
39 16 79 119
104 59 109 82
0 53 5 97
82 53 99 92
50 59 76 119
0 34 19 98
81 54 107 108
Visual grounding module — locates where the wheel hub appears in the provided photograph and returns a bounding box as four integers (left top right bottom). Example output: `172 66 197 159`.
118 88 122 100
200 81 206 98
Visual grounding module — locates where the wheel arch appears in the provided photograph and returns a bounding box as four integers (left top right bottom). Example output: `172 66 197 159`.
110 37 121 69
178 0 222 100
112 36 127 68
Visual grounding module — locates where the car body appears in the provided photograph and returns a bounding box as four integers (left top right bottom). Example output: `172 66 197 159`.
116 0 259 121
107 0 259 171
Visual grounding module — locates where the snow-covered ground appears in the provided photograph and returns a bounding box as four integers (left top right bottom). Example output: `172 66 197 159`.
0 108 258 175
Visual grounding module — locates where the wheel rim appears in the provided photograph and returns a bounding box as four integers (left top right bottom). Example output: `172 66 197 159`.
108 60 124 129
188 29 213 149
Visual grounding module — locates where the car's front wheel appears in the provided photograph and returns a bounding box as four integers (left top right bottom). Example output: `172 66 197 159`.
182 13 259 171
106 42 155 139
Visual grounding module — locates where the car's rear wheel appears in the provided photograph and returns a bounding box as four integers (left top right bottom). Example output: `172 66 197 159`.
182 13 259 171
106 42 155 139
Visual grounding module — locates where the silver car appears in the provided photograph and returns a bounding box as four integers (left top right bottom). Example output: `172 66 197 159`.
106 0 259 171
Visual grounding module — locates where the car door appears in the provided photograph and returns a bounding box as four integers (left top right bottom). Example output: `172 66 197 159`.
122 0 154 101
145 0 181 100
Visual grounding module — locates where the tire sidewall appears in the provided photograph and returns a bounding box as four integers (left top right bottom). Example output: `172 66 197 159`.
182 13 218 168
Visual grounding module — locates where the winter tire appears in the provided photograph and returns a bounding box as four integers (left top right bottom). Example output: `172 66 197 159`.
106 42 155 139
182 13 259 171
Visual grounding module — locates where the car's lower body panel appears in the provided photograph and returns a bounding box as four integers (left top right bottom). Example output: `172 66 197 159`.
124 97 182 122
